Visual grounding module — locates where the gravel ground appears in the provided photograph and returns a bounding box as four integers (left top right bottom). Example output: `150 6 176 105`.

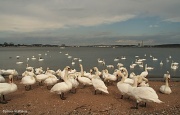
0 77 180 115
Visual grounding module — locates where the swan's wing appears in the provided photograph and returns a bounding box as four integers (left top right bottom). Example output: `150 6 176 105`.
133 87 159 101
0 83 10 92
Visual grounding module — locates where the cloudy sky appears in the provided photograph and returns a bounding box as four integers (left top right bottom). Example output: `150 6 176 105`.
0 0 180 46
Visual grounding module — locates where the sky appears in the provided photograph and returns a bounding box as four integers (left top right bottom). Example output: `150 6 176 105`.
0 0 180 46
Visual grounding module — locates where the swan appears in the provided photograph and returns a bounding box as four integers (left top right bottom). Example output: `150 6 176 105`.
93 67 102 77
140 64 148 77
1 69 18 79
20 75 36 91
97 58 105 65
106 65 114 68
45 67 56 75
31 56 36 60
44 74 59 89
0 75 5 83
160 61 163 66
35 74 49 85
114 57 119 61
102 69 118 84
22 71 35 77
128 77 163 109
160 71 172 94
117 71 132 99
78 64 92 88
67 73 79 93
78 58 82 62
35 67 44 75
0 75 17 104
83 69 94 79
171 63 178 70
26 64 34 72
38 57 44 61
16 61 23 64
152 57 158 61
92 73 109 95
119 67 134 85
50 67 72 100
121 56 126 60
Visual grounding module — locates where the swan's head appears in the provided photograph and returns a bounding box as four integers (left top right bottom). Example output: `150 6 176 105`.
90 69 93 74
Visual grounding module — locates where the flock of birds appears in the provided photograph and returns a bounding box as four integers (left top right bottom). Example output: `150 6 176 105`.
0 55 173 109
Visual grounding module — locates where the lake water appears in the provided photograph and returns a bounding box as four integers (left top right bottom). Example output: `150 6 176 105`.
0 47 180 81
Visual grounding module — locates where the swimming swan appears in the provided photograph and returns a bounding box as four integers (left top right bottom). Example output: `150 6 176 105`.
0 75 17 104
50 67 72 100
160 71 172 94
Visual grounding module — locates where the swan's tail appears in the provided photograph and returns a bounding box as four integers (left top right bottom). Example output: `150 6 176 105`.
99 88 109 94
155 99 164 103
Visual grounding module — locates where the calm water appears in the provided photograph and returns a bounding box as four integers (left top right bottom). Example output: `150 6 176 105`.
0 47 180 81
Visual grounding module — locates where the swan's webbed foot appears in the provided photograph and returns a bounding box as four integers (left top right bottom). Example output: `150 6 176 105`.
47 85 51 90
131 102 139 109
94 90 97 95
70 88 76 94
0 100 8 104
140 102 146 107
121 95 123 99
39 81 43 86
60 93 66 100
25 85 31 91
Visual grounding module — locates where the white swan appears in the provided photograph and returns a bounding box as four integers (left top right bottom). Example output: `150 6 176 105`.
35 67 44 75
128 77 163 109
35 74 49 85
45 67 56 75
117 71 132 99
26 64 34 72
103 69 118 84
67 73 79 93
50 67 72 100
160 71 172 94
38 57 44 61
0 75 17 104
31 56 36 60
83 69 94 80
78 64 92 87
21 75 36 91
92 73 109 95
140 64 148 77
44 74 59 89
119 67 134 85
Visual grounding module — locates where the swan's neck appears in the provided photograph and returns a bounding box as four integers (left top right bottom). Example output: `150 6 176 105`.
80 65 84 76
165 78 169 87
119 73 125 83
132 77 138 87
